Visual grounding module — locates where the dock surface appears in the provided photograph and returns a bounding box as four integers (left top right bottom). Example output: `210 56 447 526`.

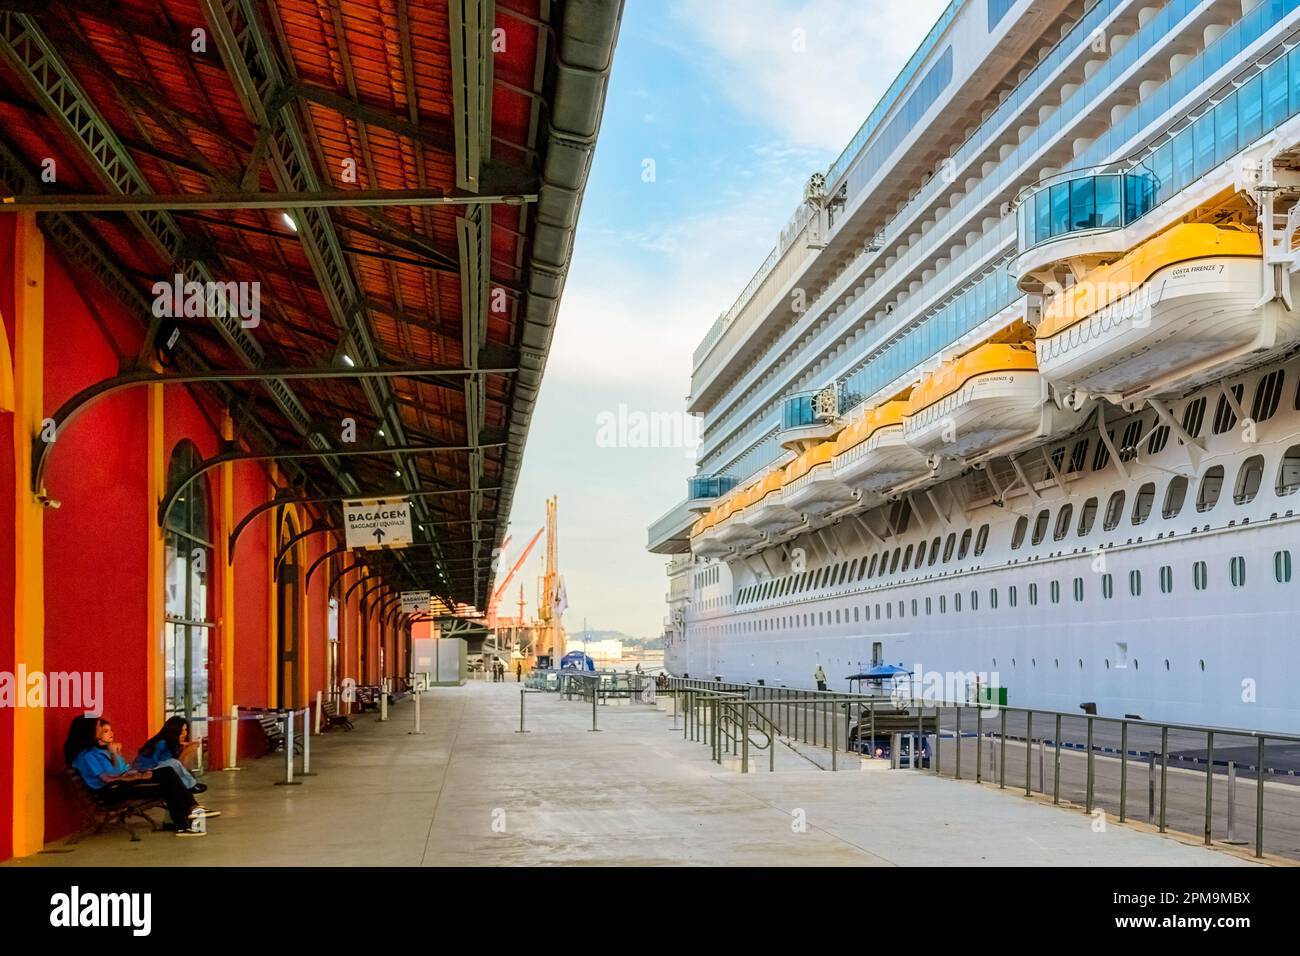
12 682 1257 867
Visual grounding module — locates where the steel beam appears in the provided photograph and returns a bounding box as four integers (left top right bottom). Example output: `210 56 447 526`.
0 187 535 212
158 439 506 528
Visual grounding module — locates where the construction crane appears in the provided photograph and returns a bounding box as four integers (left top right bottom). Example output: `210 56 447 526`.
485 526 543 628
536 496 565 664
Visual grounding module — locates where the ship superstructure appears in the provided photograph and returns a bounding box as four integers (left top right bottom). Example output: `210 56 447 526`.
647 0 1300 731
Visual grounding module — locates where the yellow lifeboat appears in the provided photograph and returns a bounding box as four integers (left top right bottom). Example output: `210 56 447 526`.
902 343 1046 459
781 441 857 517
1036 223 1298 400
713 480 766 547
689 505 728 558
746 469 803 535
831 398 929 494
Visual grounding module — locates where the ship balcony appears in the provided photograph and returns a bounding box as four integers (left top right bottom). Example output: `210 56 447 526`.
686 474 738 511
779 390 843 451
1012 172 1156 289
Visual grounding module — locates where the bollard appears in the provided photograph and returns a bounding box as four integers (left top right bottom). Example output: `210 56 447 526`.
1203 730 1215 846
315 690 323 735
670 687 679 731
380 680 389 722
409 690 424 735
301 708 316 776
891 733 900 770
275 710 302 786
226 704 242 772
1053 714 1062 805
589 681 600 732
975 708 983 783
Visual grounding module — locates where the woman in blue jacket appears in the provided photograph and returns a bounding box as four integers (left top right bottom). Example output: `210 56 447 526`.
135 716 206 794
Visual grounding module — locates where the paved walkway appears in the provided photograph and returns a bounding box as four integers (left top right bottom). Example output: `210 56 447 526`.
10 682 1257 866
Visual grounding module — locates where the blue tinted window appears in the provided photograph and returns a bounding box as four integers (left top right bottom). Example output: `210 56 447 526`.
1240 73 1263 145
1215 90 1238 166
1194 112 1215 177
1172 126 1194 192
1095 175 1121 228
1050 183 1069 236
1265 57 1289 129
1070 177 1095 231
988 0 1015 30
1035 190 1051 243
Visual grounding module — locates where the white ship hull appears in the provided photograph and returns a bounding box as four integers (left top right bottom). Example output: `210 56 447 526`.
671 357 1300 733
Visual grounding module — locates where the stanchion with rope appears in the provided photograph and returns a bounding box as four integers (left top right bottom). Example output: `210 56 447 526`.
275 709 303 786
300 706 317 777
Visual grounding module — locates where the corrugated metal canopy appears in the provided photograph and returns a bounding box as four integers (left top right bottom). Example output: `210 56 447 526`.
0 0 622 608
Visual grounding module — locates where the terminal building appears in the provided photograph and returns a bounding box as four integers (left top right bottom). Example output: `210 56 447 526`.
0 0 620 862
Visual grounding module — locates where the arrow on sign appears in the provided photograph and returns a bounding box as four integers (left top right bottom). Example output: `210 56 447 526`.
373 528 386 544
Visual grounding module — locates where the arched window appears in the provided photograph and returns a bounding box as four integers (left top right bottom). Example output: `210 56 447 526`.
164 441 213 737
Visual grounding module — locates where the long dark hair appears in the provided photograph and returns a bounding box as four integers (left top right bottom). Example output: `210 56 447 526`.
138 715 189 761
63 714 102 765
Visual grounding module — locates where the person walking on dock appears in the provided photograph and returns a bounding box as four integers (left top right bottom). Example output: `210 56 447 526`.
516 661 522 683
814 665 827 692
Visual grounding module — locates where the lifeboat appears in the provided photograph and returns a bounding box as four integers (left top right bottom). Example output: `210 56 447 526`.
746 470 804 535
1036 223 1300 400
831 399 930 494
713 481 765 547
781 441 857 518
689 509 728 558
903 343 1046 459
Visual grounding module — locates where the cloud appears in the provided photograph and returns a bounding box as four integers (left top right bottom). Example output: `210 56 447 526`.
670 0 952 151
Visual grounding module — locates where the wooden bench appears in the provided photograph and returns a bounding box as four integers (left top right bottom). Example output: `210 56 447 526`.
320 697 354 732
354 686 381 713
61 767 164 843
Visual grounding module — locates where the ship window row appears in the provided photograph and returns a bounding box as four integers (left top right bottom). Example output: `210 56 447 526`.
735 521 991 606
723 551 1293 634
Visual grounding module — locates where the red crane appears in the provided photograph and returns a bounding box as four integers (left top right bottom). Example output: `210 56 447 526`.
486 527 543 627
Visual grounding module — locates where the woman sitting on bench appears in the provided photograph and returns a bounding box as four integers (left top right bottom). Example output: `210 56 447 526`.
135 716 206 794
64 715 213 837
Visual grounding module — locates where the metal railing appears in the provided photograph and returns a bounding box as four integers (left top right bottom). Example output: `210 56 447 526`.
665 678 1300 860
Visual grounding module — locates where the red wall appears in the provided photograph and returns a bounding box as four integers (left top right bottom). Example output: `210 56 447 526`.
0 226 356 857
40 242 149 840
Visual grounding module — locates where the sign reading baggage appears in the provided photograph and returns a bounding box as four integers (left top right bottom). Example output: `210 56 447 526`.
344 498 413 549
400 590 431 614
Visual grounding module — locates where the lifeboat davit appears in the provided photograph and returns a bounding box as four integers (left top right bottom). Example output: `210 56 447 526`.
713 481 765 548
781 442 857 518
746 470 803 535
831 399 930 494
903 343 1046 459
1036 223 1300 400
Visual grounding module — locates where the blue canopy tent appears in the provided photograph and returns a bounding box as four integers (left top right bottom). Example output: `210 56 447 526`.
560 650 596 672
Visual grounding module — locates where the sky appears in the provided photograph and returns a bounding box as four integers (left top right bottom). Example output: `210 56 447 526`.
507 0 951 639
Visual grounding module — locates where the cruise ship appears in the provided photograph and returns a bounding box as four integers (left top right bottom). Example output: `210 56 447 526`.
646 0 1300 732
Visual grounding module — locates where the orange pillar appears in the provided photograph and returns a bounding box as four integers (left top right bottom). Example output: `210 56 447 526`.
145 377 164 732
214 410 235 766
11 213 44 856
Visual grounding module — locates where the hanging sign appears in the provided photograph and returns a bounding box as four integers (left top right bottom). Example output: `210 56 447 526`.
344 497 413 550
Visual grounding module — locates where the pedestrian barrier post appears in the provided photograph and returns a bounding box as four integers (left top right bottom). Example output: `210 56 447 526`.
226 704 242 772
409 689 424 735
275 710 301 786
